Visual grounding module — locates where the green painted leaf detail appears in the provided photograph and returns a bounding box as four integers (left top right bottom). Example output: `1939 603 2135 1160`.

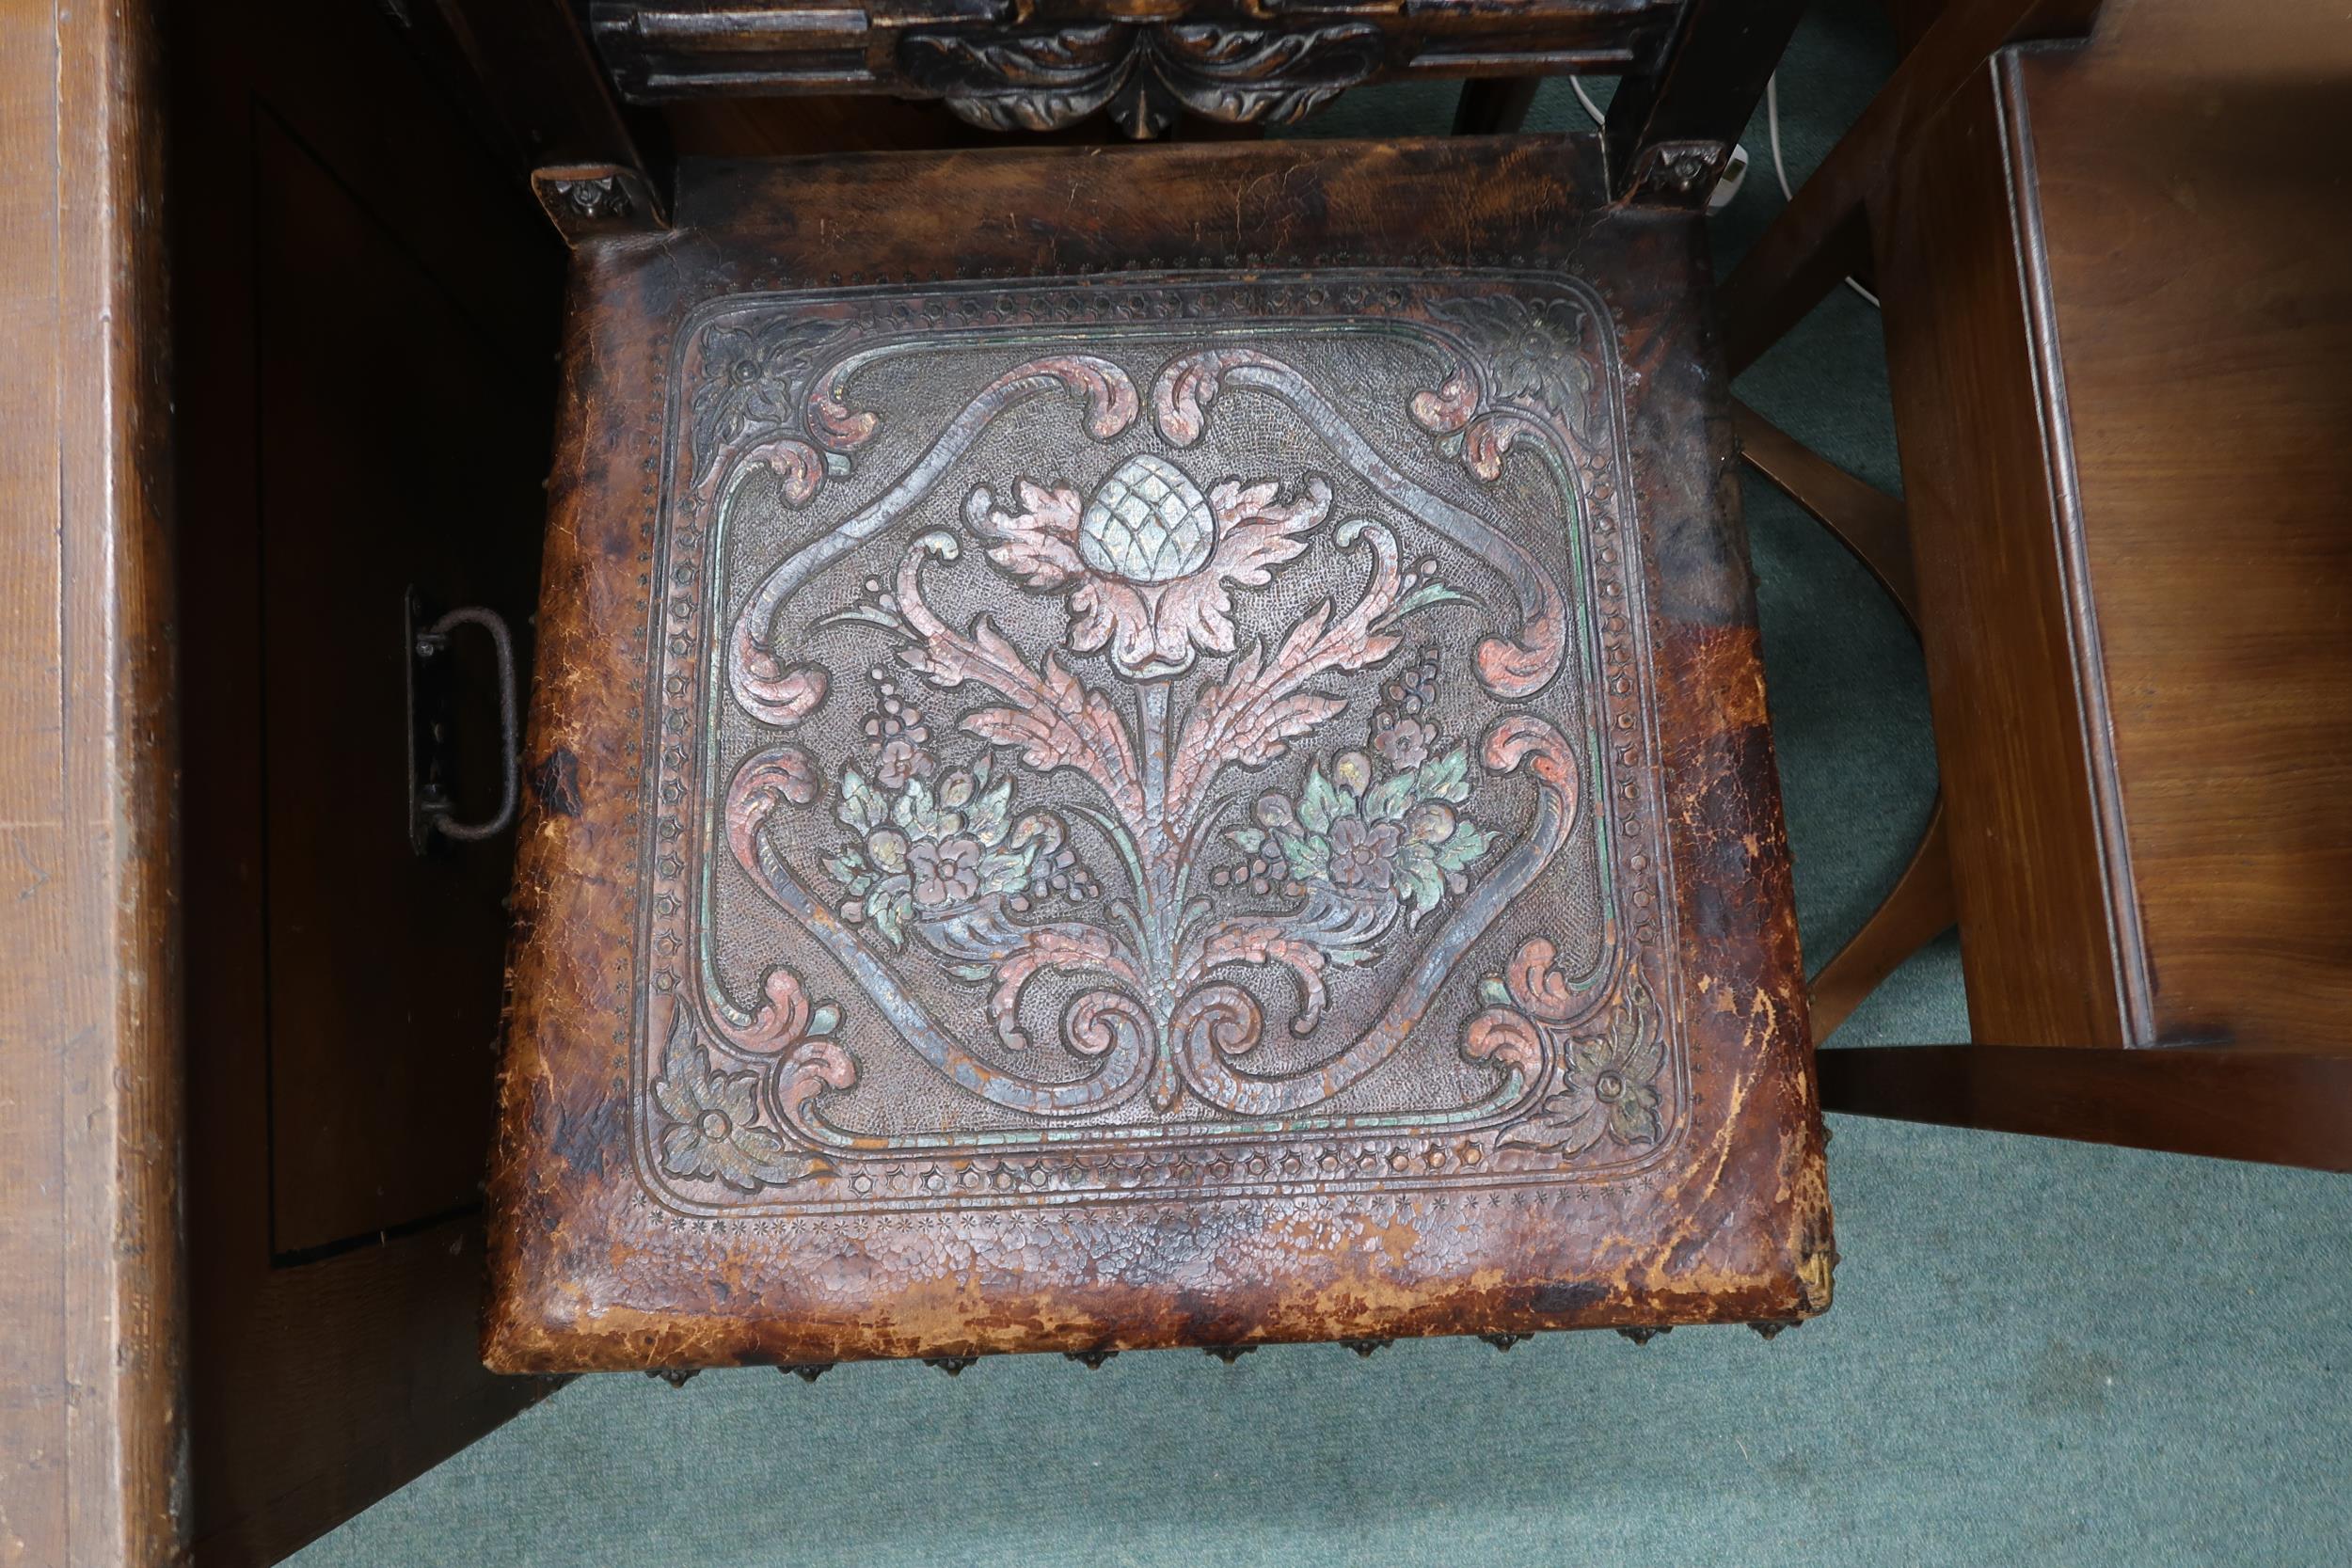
1432 820 1493 872
1400 858 1446 922
1280 832 1327 883
807 1003 840 1037
1225 827 1265 854
1364 771 1418 824
1391 581 1466 617
893 777 961 841
1479 975 1513 1006
837 768 887 834
976 842 1036 896
967 779 1014 847
1611 1094 1661 1147
1417 745 1471 804
1298 767 1343 835
869 887 913 948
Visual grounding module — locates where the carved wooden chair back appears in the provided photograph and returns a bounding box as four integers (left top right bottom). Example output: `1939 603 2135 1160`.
532 0 1806 227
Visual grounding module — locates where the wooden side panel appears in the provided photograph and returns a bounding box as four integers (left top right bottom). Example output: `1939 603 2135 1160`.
0 2 186 1565
2019 1 2352 1052
169 1 564 1561
248 112 535 1256
1871 55 2137 1047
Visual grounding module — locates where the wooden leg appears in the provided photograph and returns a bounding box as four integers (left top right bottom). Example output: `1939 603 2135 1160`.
1453 78 1542 136
1808 797 1954 1039
1602 0 1806 204
1819 1044 2352 1171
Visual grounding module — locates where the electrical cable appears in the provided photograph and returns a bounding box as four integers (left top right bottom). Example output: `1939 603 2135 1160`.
1570 76 1607 129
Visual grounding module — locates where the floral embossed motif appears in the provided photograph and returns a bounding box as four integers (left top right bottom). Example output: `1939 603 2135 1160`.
1466 940 1664 1157
1432 293 1595 431
975 457 1336 678
653 989 839 1190
652 293 1660 1204
810 447 1516 1112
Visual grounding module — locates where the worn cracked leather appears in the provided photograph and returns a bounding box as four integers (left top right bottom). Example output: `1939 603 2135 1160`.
484 138 1833 1373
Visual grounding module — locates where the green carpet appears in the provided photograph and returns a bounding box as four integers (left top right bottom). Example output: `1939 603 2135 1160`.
289 9 2352 1562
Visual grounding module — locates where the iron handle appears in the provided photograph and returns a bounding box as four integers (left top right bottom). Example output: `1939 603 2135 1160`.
409 603 519 847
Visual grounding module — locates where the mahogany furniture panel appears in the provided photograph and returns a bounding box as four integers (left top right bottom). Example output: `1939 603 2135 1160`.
0 2 183 1564
1825 0 2352 1166
484 136 1835 1373
2020 12 2352 1053
1821 1047 2352 1172
1714 0 2105 375
1870 43 2137 1048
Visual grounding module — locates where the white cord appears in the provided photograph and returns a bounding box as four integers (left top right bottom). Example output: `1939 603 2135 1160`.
1767 74 1881 309
1571 76 1607 128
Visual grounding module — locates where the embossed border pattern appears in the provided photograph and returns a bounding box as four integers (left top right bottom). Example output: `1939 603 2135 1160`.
626 274 1689 1217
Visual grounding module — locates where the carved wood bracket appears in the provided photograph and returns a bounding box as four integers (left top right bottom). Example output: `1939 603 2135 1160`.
899 23 1385 138
531 163 670 245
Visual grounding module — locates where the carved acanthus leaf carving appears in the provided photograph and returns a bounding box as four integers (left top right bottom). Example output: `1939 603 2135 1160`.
899 23 1384 139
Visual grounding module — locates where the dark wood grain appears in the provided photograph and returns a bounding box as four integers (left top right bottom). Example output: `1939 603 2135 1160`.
1601 0 1805 204
485 135 1832 1374
1830 0 2352 1167
660 92 1272 158
1716 0 2103 373
1870 50 2138 1050
2016 5 2352 1054
426 0 661 176
170 1 563 1561
1820 1046 2352 1171
0 2 185 1564
589 0 1682 130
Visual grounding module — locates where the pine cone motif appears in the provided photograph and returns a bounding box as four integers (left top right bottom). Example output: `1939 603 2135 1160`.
969 457 1333 678
1078 454 1216 584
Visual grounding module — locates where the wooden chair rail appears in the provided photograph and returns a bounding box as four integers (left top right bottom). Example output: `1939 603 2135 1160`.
1600 0 1805 202
1730 400 1952 1042
1453 76 1544 138
1820 1045 2352 1172
1806 801 1953 1040
1733 400 1917 625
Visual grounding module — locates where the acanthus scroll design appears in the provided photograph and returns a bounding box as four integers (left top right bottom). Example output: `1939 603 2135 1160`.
640 277 1677 1212
898 23 1384 139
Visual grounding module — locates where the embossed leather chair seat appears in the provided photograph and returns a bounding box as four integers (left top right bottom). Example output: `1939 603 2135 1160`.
485 129 1834 1372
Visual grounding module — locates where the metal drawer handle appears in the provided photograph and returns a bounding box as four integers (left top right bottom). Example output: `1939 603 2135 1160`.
411 605 519 845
